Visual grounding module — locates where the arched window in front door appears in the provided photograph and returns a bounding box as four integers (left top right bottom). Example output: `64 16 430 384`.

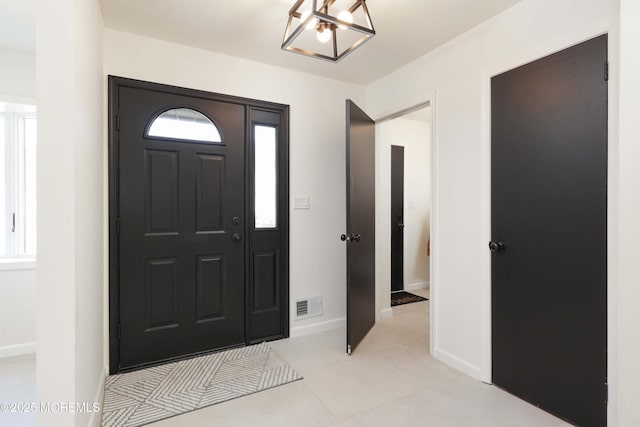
146 107 222 143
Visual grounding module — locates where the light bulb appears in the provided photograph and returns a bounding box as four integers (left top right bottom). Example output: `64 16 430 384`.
300 10 318 30
337 10 353 30
316 27 331 43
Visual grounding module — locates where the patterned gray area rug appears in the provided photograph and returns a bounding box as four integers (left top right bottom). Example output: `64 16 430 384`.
101 342 302 426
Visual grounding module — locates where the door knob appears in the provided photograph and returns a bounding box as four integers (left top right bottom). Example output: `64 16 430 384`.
341 233 361 243
398 223 404 229
232 233 242 242
232 216 241 225
489 241 505 253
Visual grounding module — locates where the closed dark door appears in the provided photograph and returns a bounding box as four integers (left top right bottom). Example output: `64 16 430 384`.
391 145 404 292
344 100 376 354
491 35 607 426
118 86 246 369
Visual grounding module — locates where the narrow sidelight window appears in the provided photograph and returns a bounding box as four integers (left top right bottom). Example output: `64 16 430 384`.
254 125 277 229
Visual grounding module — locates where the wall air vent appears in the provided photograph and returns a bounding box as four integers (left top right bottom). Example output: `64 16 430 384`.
295 295 322 320
296 300 308 317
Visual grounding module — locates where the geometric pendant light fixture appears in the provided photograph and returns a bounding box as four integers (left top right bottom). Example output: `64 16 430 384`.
282 0 376 62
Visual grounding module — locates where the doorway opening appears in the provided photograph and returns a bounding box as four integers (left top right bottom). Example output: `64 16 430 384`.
344 100 433 355
378 106 432 311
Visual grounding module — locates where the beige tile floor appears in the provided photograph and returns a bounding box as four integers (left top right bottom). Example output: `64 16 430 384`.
150 288 570 427
0 289 570 427
0 354 36 427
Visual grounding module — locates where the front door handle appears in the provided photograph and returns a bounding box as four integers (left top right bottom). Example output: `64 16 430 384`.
232 233 242 243
398 222 404 229
489 241 505 253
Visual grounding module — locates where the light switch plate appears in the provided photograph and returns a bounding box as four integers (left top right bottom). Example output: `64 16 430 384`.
294 196 311 209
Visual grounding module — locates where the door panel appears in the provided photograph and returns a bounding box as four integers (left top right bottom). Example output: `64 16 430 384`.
254 251 279 311
491 35 607 427
195 154 224 232
346 100 376 354
391 145 404 292
195 255 224 321
118 86 246 370
145 149 179 234
145 257 178 329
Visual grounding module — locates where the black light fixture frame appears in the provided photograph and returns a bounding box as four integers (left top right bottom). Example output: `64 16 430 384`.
282 0 376 62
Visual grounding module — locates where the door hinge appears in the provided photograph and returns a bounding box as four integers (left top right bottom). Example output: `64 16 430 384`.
604 61 609 82
605 382 609 405
117 323 122 340
11 213 15 233
347 345 352 355
116 218 121 238
115 114 120 131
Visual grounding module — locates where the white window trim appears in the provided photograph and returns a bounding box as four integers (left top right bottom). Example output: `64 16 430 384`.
0 258 36 271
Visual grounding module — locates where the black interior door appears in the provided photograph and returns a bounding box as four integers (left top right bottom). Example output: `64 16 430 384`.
344 100 376 354
491 35 608 427
118 86 246 370
391 145 404 292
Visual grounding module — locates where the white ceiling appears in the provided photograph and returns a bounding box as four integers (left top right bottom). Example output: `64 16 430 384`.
0 0 35 52
101 0 522 84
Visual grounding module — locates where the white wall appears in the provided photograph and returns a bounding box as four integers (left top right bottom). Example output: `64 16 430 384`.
74 1 106 426
103 30 366 339
0 268 36 356
377 116 430 312
366 0 614 383
616 1 640 426
37 0 105 425
0 48 35 100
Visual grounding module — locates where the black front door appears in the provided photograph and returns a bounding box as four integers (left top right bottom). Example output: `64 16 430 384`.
391 145 404 292
491 35 608 426
118 85 246 370
344 100 376 354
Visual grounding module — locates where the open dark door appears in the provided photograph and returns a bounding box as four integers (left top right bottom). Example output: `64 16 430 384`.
343 100 376 355
491 35 607 426
391 145 404 292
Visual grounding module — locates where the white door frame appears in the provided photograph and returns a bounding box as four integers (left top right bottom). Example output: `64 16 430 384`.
372 91 438 355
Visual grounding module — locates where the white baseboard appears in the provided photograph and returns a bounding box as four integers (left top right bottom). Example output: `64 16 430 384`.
433 346 481 380
380 308 393 319
0 342 36 358
290 317 345 338
406 281 429 291
89 366 108 427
